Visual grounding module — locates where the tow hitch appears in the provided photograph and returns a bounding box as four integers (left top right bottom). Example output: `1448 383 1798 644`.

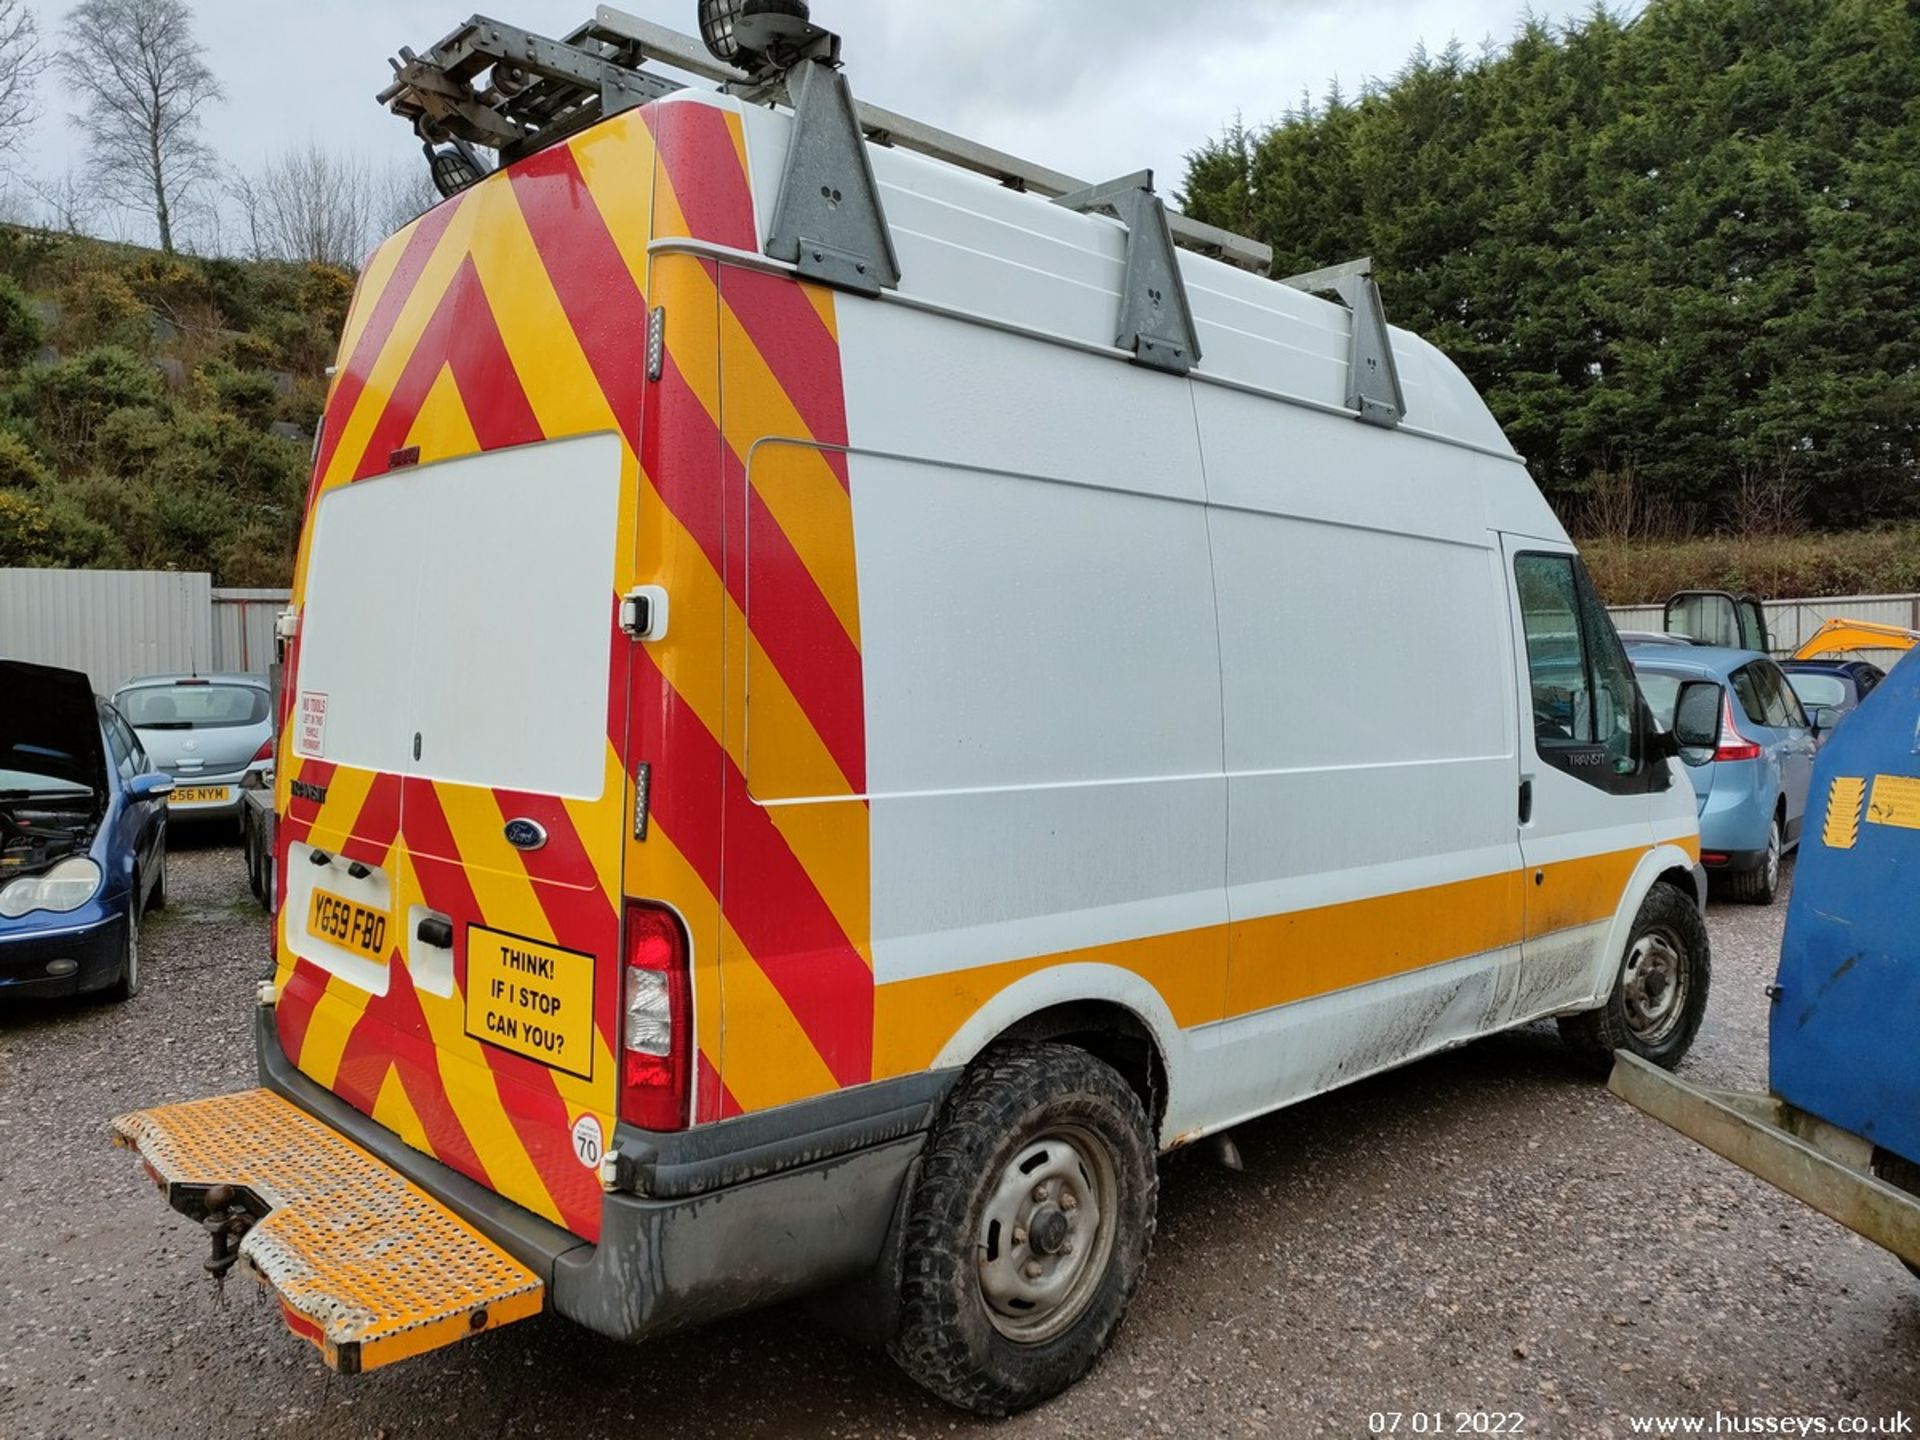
198 1184 258 1280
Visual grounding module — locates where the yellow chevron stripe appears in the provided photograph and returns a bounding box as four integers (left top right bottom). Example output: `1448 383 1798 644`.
290 190 481 596
371 1057 432 1153
568 110 656 304
403 364 480 462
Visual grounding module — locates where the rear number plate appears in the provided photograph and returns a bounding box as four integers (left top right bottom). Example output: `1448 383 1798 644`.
170 785 230 805
308 889 389 960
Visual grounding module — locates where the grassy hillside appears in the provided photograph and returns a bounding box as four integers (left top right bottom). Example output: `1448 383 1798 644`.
1584 526 1920 606
0 228 350 586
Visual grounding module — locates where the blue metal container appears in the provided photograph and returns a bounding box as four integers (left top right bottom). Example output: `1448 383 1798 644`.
1770 646 1920 1170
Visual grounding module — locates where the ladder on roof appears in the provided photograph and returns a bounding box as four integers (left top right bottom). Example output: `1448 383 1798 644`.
379 7 1403 420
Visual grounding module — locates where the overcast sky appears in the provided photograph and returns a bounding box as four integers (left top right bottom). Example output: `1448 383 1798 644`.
21 0 1635 247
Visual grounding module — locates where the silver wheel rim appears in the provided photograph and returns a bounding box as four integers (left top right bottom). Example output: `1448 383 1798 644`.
1621 924 1687 1044
1764 821 1781 891
976 1125 1117 1344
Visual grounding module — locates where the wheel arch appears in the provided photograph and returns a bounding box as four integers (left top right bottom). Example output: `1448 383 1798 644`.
929 964 1183 1141
1584 842 1705 1005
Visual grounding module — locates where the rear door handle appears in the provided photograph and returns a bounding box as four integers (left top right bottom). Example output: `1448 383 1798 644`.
1518 779 1533 825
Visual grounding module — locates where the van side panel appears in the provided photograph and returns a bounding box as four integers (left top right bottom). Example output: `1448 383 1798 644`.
832 302 1232 1079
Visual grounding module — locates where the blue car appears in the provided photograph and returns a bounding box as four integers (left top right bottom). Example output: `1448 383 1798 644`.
1628 645 1819 905
1780 659 1887 743
1 660 173 1000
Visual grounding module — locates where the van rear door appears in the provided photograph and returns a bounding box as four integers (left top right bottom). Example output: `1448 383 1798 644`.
281 432 630 1239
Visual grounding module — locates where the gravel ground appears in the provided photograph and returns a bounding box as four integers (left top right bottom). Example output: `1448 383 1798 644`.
1 842 1915 1440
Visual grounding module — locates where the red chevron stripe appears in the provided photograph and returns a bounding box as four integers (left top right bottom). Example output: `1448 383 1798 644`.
506 146 648 450
400 780 604 1239
634 647 872 1086
721 267 851 487
349 258 543 481
646 102 757 250
312 199 461 497
738 457 868 794
274 957 334 1066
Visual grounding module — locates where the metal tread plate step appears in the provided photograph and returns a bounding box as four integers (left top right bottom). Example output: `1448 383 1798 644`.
112 1088 544 1373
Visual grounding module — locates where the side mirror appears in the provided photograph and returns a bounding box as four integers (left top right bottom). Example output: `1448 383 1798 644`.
127 772 174 801
1672 681 1723 765
1809 705 1841 735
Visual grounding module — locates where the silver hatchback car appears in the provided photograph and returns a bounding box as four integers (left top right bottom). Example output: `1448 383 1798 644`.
111 674 274 828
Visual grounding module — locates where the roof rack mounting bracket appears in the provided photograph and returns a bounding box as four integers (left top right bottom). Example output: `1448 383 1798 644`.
1053 172 1201 376
1281 257 1405 428
765 58 901 298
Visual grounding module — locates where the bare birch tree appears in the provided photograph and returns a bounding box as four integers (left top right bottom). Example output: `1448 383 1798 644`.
56 0 221 253
0 0 46 163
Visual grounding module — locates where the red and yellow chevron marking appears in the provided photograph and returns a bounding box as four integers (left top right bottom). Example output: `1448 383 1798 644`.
272 96 883 1237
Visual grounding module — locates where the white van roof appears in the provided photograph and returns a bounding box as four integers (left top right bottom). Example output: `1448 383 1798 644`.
664 90 1523 463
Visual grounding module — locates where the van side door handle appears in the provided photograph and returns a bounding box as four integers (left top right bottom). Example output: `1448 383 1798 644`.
1518 778 1533 825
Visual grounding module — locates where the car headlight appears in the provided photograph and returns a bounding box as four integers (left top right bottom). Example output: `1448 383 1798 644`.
0 857 104 918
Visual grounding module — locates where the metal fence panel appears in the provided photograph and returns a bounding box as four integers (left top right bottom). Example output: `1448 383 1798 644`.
212 588 291 675
1609 591 1920 665
0 568 215 694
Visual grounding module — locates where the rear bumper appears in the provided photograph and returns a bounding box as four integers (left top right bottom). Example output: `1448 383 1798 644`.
252 1001 955 1346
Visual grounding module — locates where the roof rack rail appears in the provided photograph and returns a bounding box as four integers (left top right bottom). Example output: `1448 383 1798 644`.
381 7 1274 275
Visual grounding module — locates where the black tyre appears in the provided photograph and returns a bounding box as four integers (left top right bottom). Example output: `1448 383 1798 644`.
105 906 140 1002
1870 1149 1920 1281
245 822 263 903
147 847 168 913
1723 812 1782 906
1559 882 1710 1075
891 1042 1157 1416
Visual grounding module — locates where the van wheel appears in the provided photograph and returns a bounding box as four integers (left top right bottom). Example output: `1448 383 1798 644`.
1870 1150 1920 1281
1558 883 1709 1076
891 1043 1156 1416
1725 813 1783 906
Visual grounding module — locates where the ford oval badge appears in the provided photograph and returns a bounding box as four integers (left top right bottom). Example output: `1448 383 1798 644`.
504 818 548 851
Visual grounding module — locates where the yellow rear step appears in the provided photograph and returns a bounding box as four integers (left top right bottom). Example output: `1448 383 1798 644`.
112 1088 543 1373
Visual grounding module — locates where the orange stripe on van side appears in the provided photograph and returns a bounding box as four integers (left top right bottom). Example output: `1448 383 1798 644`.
874 847 1660 1081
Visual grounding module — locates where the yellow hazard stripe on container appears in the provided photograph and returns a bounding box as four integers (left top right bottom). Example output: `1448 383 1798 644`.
1824 776 1867 849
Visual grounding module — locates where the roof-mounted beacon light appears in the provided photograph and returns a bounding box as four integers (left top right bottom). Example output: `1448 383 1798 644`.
698 0 832 79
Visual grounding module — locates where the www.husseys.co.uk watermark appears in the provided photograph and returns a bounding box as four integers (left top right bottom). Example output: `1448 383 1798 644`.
1627 1413 1912 1436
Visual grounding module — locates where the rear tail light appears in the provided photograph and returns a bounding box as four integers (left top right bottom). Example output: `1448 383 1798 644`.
252 738 274 763
620 904 691 1131
1714 696 1763 763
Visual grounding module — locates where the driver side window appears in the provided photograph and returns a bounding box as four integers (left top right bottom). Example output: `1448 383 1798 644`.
1516 553 1642 790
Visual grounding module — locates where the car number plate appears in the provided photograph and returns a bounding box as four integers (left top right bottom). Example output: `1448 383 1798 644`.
308 888 390 960
169 785 231 805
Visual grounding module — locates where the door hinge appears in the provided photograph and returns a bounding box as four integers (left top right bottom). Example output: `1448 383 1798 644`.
619 586 668 641
647 306 665 382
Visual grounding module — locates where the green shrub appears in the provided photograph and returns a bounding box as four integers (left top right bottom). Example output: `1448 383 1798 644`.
0 274 47 370
92 405 175 479
21 346 165 466
197 358 280 429
149 482 235 572
0 487 48 562
0 429 50 490
56 267 154 353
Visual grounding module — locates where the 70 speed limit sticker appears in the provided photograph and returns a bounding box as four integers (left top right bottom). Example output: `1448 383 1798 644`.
570 1114 605 1169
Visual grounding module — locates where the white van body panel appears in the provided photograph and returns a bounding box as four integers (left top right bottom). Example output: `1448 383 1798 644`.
698 89 1697 1140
